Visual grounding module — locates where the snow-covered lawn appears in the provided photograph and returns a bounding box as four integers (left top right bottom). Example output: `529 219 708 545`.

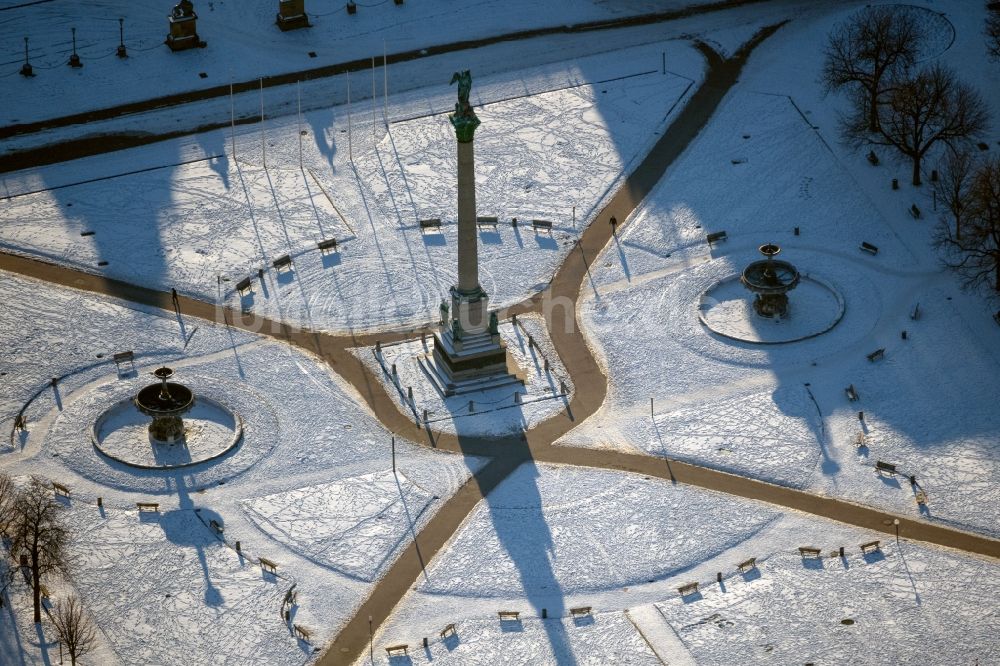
364 611 663 666
69 504 309 666
0 272 484 663
417 464 781 599
657 540 1000 665
564 88 1000 538
374 463 1000 666
0 42 700 333
0 0 722 127
241 470 435 581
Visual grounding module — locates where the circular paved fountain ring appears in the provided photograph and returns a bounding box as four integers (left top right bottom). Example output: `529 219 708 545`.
92 368 243 470
699 245 845 345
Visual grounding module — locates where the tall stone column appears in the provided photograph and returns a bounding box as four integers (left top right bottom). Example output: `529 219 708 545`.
448 72 486 334
456 139 479 293
427 69 520 395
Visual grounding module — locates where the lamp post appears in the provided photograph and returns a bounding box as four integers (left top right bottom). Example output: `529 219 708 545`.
20 36 32 77
68 27 82 67
117 18 127 58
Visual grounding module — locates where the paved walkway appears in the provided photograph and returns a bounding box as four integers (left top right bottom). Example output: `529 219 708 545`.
2 17 999 666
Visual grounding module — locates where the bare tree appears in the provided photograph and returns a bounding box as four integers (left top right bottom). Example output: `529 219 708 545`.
937 156 1000 292
48 595 97 665
9 477 69 623
854 64 989 186
987 2 1000 59
823 5 921 132
934 149 977 240
0 471 16 538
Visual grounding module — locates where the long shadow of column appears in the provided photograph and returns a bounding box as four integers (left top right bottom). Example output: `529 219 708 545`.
477 452 577 664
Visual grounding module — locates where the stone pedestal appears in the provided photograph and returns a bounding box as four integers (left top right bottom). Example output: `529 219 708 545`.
276 0 310 30
166 15 201 51
149 415 185 443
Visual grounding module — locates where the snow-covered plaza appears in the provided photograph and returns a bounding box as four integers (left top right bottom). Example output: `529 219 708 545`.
1 1 999 665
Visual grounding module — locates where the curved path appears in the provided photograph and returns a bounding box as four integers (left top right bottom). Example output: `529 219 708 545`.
2 22 999 666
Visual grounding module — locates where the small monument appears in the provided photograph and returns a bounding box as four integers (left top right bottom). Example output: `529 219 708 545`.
134 367 195 442
276 0 310 30
740 243 800 318
428 70 522 395
166 0 204 52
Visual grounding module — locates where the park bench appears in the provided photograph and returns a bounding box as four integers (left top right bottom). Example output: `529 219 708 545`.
736 557 757 573
532 219 553 233
136 502 160 512
859 540 881 554
80 230 95 237
51 482 70 498
860 241 879 255
272 254 293 271
497 610 520 621
677 582 699 597
570 606 592 618
113 351 135 375
235 277 253 295
439 623 456 638
909 204 921 219
866 150 879 165
38 583 50 600
845 384 859 402
915 490 928 505
477 216 499 229
293 624 312 642
419 218 442 233
854 432 867 448
706 230 728 246
866 348 885 362
385 645 408 656
210 519 224 534
875 461 897 475
798 547 821 558
911 303 921 320
14 414 26 431
259 557 278 574
317 238 338 253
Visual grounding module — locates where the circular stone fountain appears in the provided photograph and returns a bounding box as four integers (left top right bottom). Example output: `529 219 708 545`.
740 243 800 318
135 367 194 442
91 369 243 470
698 245 845 345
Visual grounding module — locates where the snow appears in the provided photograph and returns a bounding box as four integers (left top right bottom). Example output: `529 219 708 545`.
363 610 663 666
415 463 782 600
0 272 485 662
68 503 309 666
369 463 1000 666
0 0 723 127
0 41 701 333
355 314 573 437
564 84 1000 538
4 1 1000 664
655 541 1000 665
240 470 436 581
